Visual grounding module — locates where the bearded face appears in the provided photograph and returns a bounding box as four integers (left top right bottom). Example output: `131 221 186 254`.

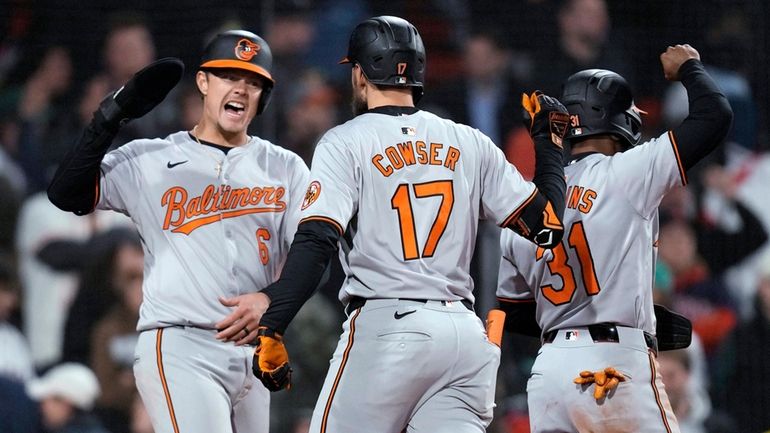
350 65 369 116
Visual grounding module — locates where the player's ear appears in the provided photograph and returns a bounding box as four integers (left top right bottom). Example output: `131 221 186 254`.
352 65 366 90
196 70 209 97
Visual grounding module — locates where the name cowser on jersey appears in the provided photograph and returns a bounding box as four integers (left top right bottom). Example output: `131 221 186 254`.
97 131 309 330
300 109 537 304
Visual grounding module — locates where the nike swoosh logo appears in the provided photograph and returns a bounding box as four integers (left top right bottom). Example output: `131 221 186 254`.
167 160 189 169
394 310 416 320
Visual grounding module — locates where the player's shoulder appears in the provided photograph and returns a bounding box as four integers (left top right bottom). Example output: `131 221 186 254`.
112 132 180 156
248 136 307 168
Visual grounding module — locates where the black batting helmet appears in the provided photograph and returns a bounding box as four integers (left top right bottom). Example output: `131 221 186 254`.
200 30 274 115
340 16 426 102
560 69 643 149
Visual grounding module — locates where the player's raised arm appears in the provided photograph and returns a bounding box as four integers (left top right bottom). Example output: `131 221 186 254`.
664 44 733 171
47 58 184 214
506 91 568 248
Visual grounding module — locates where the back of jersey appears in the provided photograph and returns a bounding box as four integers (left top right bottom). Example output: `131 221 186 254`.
302 108 535 304
498 132 686 334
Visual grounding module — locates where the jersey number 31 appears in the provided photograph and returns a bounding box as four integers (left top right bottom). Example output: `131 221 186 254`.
536 221 601 305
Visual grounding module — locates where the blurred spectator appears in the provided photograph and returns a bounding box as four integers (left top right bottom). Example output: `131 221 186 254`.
52 228 142 366
425 28 522 147
0 175 21 256
129 395 153 433
660 180 768 322
26 363 110 433
15 193 131 369
700 155 770 319
11 46 75 193
0 375 41 433
658 220 737 355
658 349 736 433
713 253 770 433
93 12 178 146
0 255 34 383
282 71 340 165
530 0 634 96
177 83 203 132
0 119 29 195
87 231 143 433
662 10 757 162
262 6 316 141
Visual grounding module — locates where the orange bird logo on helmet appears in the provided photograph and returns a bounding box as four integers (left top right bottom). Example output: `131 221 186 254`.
234 38 260 61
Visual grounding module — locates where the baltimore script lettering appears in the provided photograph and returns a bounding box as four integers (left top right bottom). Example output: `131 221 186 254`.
161 184 287 235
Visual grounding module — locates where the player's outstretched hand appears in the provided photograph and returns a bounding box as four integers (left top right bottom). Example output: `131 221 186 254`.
216 292 270 345
574 367 627 400
98 57 184 130
253 327 292 391
521 91 569 148
660 44 700 81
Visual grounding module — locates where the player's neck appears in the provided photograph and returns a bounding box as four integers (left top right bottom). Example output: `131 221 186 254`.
193 123 249 148
570 138 621 156
366 86 414 109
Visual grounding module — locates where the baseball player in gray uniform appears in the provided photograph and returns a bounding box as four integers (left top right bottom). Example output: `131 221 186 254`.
48 31 309 433
248 16 568 433
496 45 733 433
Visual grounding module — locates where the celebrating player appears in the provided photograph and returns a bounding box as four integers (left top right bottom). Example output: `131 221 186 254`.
496 45 733 432
250 16 567 432
47 30 308 433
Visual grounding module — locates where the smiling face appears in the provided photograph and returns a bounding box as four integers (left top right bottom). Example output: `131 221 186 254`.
196 68 263 140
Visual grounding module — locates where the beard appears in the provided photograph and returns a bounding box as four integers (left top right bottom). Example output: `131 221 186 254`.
350 90 368 116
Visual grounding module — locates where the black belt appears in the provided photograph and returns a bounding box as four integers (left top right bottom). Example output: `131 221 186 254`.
543 323 658 354
345 296 473 316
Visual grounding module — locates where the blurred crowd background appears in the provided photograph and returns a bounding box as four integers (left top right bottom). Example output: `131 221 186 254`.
1 0 769 432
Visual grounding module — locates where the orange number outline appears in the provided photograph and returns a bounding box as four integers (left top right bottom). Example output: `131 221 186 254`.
391 180 454 260
256 228 271 265
537 220 601 305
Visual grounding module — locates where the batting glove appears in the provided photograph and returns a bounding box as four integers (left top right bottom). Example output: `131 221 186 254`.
522 91 570 148
574 367 627 400
252 327 292 392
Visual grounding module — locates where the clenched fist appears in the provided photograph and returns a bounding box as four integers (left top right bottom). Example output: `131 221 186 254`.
521 91 570 148
660 44 700 81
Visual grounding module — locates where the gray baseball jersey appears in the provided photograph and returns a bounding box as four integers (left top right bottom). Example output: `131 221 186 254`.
98 131 309 330
497 131 685 433
97 130 308 433
300 108 538 432
301 109 536 304
497 131 685 334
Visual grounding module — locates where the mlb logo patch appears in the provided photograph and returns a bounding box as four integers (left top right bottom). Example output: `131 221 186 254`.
565 330 579 341
401 127 416 136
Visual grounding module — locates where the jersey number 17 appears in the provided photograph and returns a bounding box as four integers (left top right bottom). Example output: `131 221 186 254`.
391 180 454 260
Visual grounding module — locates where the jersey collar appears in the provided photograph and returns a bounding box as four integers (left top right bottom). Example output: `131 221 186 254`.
366 105 419 116
567 151 601 165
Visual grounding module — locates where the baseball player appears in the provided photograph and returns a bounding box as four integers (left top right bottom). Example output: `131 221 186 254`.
249 16 568 433
496 45 733 433
47 30 309 433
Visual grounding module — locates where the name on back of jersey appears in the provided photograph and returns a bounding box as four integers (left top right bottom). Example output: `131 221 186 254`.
566 184 597 214
372 140 461 177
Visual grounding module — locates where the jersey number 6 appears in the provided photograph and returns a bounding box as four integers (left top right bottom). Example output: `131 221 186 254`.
256 228 271 265
536 221 600 305
391 180 454 261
